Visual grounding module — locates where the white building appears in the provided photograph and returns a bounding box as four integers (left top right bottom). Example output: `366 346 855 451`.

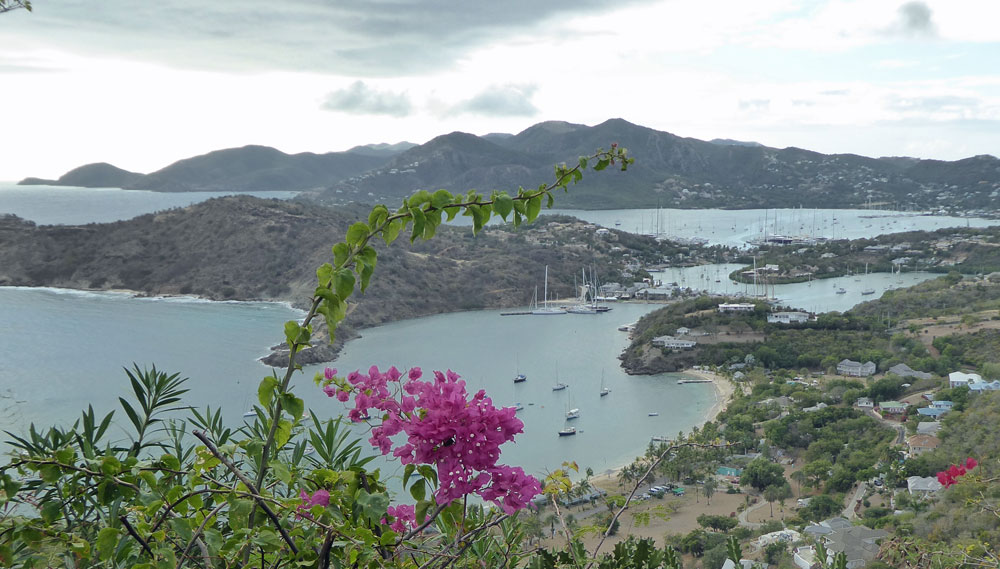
651 336 697 349
949 371 982 388
718 303 756 313
767 311 811 324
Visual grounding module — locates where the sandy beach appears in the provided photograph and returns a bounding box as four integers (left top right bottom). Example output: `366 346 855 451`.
539 368 742 552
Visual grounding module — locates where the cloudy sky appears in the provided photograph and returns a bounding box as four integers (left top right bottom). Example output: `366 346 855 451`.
1 0 998 181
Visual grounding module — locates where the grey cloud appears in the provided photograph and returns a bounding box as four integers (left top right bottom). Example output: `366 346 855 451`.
891 2 936 38
322 81 412 117
5 0 653 75
449 85 538 117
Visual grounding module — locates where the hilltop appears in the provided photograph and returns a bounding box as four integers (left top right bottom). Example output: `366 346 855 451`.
19 119 1000 211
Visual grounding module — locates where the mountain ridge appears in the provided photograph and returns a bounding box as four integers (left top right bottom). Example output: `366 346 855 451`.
19 119 1000 210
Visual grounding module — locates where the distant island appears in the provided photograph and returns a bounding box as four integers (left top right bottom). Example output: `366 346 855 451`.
21 118 1000 211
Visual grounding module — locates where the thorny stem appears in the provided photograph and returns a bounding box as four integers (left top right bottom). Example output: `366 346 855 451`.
193 430 298 555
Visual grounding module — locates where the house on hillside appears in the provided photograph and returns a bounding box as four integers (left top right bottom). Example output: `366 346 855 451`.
950 371 982 388
838 359 876 377
887 363 933 381
718 303 755 313
767 311 811 324
855 397 874 409
970 379 1000 392
907 476 943 497
906 434 941 456
804 518 888 568
878 401 907 415
651 336 697 349
721 560 767 569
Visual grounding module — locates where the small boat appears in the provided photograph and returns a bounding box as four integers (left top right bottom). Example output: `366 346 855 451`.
243 409 257 418
648 412 659 417
558 426 577 436
552 382 568 391
565 408 580 419
651 436 671 443
513 373 527 383
835 288 847 294
513 402 524 411
861 288 876 295
599 370 611 396
304 445 316 456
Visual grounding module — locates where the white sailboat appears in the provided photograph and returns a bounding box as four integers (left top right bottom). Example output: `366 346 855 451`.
565 388 579 419
532 266 565 315
599 370 611 396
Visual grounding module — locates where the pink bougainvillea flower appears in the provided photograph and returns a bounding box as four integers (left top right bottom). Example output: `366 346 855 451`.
966 457 979 470
330 365 542 515
937 470 952 487
296 489 331 519
324 367 337 380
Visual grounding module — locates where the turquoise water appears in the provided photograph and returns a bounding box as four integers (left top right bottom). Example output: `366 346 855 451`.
0 191 970 479
0 288 707 478
0 183 299 225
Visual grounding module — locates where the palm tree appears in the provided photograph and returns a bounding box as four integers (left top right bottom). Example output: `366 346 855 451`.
703 478 718 505
791 470 807 497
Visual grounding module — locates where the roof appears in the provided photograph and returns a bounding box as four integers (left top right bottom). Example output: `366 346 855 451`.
907 434 941 449
879 401 907 409
907 476 943 493
917 421 942 435
888 363 933 380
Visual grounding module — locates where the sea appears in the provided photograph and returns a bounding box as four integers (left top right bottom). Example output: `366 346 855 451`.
0 184 994 481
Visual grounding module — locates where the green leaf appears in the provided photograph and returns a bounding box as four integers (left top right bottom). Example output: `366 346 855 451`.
227 496 253 531
409 206 426 243
269 460 292 485
494 193 513 221
526 195 542 222
409 479 426 502
274 419 292 449
415 499 430 525
40 500 62 523
203 528 223 555
97 527 119 561
332 242 350 267
169 517 193 542
431 189 454 209
578 156 588 169
54 447 75 464
333 268 355 299
368 204 389 228
280 393 304 423
284 321 301 347
382 219 402 245
252 528 284 551
547 192 555 208
258 376 278 408
402 464 415 486
594 158 610 171
357 491 390 523
345 222 370 246
159 454 180 471
444 205 461 222
316 262 333 286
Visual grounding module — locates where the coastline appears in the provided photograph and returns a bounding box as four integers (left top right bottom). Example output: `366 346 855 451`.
588 368 734 483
